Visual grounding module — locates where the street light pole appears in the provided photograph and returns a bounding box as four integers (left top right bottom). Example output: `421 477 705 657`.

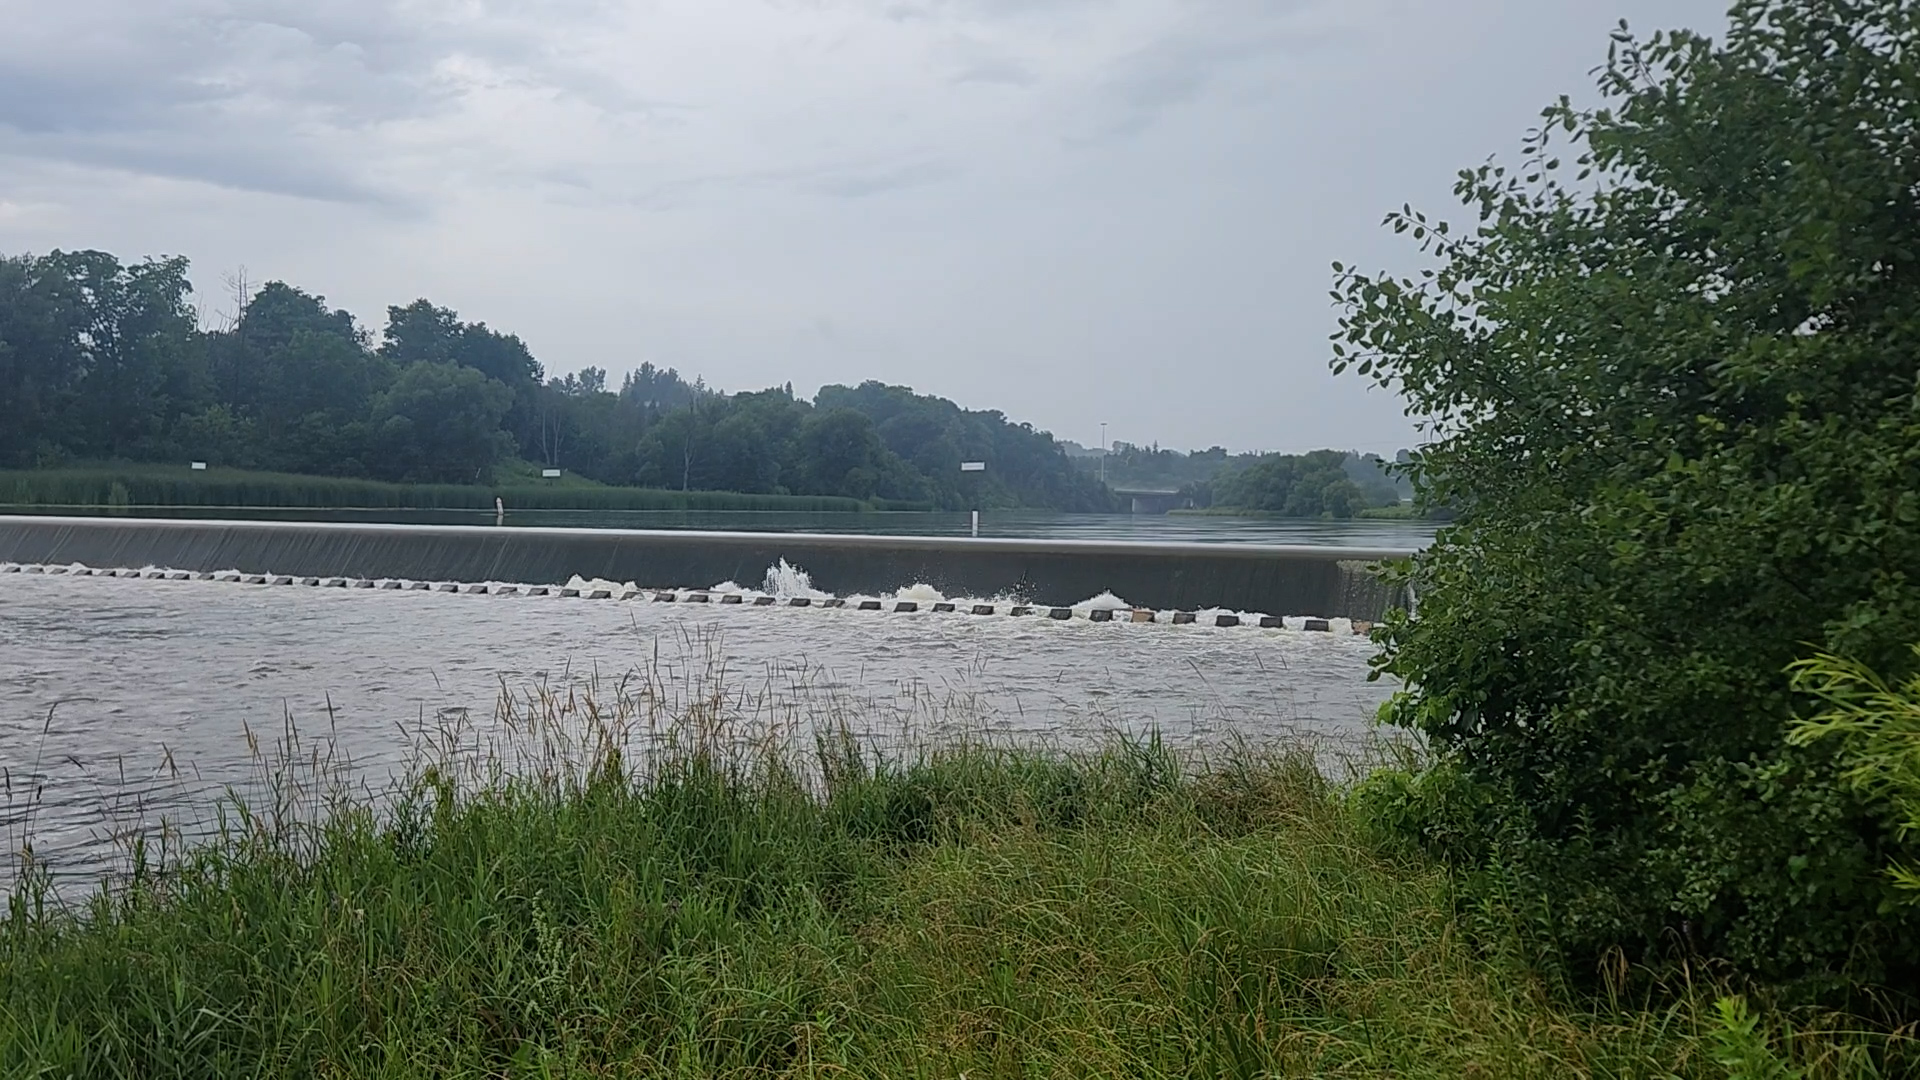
1099 422 1108 485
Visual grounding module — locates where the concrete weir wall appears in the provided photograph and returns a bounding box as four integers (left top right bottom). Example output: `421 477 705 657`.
0 516 1415 620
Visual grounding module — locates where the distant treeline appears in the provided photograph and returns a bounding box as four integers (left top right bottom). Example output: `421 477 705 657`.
1068 442 1416 519
0 250 1115 511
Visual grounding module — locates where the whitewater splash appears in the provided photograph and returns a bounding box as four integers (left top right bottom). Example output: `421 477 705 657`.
6 558 1362 632
763 558 830 599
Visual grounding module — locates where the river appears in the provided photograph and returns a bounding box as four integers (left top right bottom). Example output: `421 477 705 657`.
1 516 1417 895
4 505 1440 547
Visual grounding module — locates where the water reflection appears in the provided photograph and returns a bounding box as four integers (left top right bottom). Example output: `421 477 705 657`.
2 504 1437 546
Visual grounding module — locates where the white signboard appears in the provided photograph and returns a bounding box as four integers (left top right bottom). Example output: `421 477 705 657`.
959 461 986 472
190 461 208 471
541 469 562 479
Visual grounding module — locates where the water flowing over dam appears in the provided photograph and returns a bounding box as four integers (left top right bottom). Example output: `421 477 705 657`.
0 515 1412 620
2 514 1416 893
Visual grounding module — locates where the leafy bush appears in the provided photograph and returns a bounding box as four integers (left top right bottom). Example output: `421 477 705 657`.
1335 0 1920 991
1790 647 1920 901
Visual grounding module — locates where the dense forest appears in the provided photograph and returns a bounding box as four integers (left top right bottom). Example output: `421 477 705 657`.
1189 450 1404 517
1069 442 1411 518
0 250 1115 510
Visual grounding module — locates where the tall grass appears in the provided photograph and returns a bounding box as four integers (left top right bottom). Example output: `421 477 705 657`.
0 466 879 514
2 675 1912 1077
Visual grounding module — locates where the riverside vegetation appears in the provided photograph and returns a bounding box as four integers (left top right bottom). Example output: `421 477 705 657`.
0 258 1114 510
7 0 1920 1075
0 465 902 516
1334 0 1920 1037
3 667 1912 1078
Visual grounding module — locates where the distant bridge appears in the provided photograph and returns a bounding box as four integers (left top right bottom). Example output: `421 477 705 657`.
1111 488 1192 515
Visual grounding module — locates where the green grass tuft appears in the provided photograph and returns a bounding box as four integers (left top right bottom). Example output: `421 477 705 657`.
3 688 1912 1078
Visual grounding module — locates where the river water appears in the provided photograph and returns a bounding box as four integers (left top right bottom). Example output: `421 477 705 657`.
1 522 1411 894
5 506 1440 547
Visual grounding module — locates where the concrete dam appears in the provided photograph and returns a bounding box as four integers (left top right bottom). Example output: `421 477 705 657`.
0 515 1415 621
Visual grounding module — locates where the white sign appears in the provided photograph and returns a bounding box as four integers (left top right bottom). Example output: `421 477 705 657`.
959 461 986 472
541 469 562 479
190 461 207 471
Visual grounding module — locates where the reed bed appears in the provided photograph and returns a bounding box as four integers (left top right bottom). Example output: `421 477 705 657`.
0 466 875 514
2 658 1912 1078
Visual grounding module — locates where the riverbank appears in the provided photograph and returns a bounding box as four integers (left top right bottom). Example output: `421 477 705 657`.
0 465 926 514
3 705 1902 1077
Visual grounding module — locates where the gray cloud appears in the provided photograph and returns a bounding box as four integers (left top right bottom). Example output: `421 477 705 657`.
949 56 1037 86
1066 1 1350 144
0 0 1736 452
810 159 962 198
0 0 629 203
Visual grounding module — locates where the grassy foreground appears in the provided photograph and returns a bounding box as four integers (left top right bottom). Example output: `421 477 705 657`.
2 706 1910 1078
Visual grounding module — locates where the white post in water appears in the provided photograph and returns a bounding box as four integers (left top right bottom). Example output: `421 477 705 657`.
495 496 504 526
960 461 986 538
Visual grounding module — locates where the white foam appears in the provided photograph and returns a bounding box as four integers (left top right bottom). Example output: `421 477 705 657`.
28 558 1362 631
763 559 833 600
892 582 947 604
564 574 637 595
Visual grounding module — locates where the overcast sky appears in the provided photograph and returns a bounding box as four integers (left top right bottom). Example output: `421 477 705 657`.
0 0 1731 454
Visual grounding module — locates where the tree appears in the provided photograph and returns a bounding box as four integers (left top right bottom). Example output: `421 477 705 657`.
0 254 87 465
379 300 463 367
1202 450 1385 517
790 408 909 500
1336 0 1920 988
366 363 514 483
619 362 706 411
815 380 1110 510
0 248 1123 513
43 251 199 461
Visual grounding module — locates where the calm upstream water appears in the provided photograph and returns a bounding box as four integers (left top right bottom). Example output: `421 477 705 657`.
1 524 1412 894
2 505 1441 547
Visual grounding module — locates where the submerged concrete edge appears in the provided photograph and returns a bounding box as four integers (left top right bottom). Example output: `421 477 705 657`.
0 515 1417 620
1 562 1379 635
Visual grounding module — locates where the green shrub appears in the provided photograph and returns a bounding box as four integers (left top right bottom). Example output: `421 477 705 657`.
1334 0 1920 991
1790 647 1920 901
